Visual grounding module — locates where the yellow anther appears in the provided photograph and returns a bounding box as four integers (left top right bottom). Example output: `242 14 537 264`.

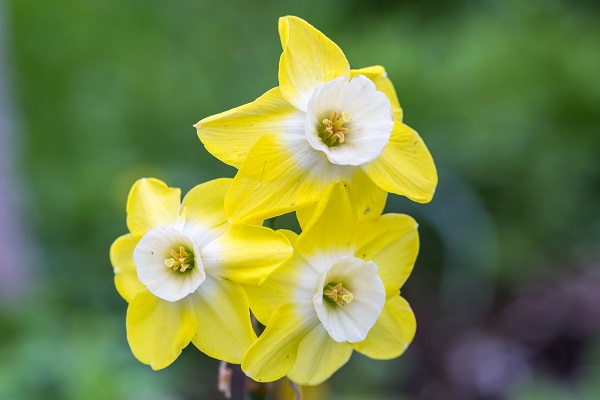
321 111 351 146
164 245 194 272
324 282 354 307
341 293 354 303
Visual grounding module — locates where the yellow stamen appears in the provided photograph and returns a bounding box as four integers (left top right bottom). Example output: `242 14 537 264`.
164 245 194 272
321 111 351 146
323 282 354 307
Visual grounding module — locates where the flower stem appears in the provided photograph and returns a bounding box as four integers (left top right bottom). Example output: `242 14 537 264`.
289 379 303 400
217 361 232 399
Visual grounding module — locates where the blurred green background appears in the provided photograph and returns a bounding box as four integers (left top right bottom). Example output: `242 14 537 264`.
1 0 599 399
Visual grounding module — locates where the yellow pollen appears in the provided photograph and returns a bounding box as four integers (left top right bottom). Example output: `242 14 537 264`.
323 282 354 306
164 245 194 272
321 111 351 146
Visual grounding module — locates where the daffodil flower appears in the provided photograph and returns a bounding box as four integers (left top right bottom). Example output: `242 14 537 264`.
242 184 418 385
196 16 437 223
109 178 292 369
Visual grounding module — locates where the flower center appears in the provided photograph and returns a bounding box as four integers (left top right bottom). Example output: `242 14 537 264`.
320 111 351 147
164 245 195 272
323 282 354 307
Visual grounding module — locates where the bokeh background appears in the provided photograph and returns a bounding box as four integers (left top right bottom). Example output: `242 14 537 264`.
1 0 600 399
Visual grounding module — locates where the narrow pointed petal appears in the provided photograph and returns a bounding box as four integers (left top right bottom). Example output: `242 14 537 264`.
242 304 319 382
362 122 437 203
351 66 403 121
225 135 348 223
351 169 388 220
181 178 231 230
110 234 144 303
126 178 181 238
295 183 357 271
287 324 353 386
278 16 350 111
195 88 305 168
126 289 196 370
295 204 316 232
190 277 257 363
356 214 419 292
201 224 292 286
277 229 299 246
352 295 416 360
245 251 320 325
296 169 387 230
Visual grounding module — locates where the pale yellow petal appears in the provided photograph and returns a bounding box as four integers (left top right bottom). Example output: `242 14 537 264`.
190 277 257 363
295 182 357 263
278 16 350 111
355 214 419 293
287 324 353 386
362 121 437 203
295 204 316 232
126 178 181 238
242 304 318 382
350 168 388 220
195 88 305 168
201 224 292 286
352 295 416 360
110 234 144 303
225 135 345 223
277 229 299 246
126 289 196 370
245 251 319 325
296 169 387 230
181 178 231 230
351 66 403 121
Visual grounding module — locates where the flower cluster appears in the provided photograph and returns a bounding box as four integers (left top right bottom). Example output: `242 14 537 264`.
110 16 436 387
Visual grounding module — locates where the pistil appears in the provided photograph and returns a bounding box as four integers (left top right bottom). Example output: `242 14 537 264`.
164 246 194 272
323 282 354 306
321 111 351 146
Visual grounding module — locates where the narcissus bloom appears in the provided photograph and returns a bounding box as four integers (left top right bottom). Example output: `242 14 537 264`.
109 178 292 369
196 16 437 223
242 184 418 385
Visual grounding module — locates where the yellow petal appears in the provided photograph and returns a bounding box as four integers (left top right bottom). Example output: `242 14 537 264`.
277 229 299 246
181 178 231 230
201 224 292 286
356 214 419 292
351 66 403 121
351 168 388 220
126 178 181 238
287 324 353 386
352 295 416 359
110 234 144 303
242 304 318 382
126 289 196 370
225 135 343 223
278 16 350 111
190 277 257 364
295 204 316 231
245 251 319 325
362 121 437 203
295 182 357 262
296 169 387 230
195 88 305 168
